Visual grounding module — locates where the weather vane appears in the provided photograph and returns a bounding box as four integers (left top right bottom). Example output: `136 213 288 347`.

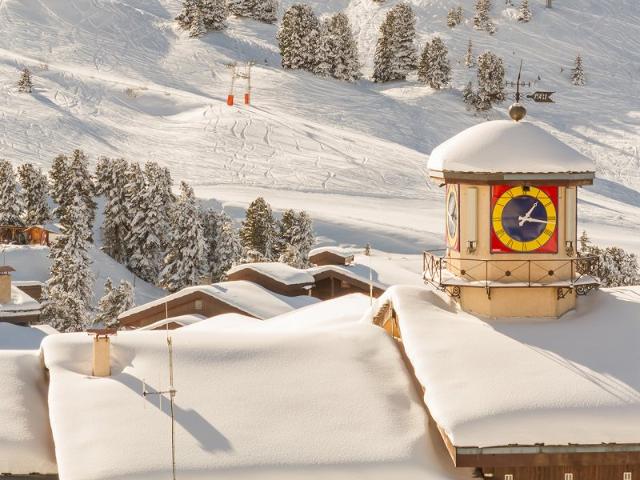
506 60 555 121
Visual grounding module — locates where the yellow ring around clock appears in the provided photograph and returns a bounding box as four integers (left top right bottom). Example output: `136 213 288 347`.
492 186 557 252
446 187 459 247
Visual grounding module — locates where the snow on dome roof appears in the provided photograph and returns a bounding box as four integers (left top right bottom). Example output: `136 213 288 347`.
428 120 595 180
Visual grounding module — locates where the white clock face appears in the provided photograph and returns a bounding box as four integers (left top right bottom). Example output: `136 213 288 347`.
446 185 459 249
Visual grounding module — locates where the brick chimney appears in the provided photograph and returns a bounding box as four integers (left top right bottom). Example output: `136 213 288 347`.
0 266 15 304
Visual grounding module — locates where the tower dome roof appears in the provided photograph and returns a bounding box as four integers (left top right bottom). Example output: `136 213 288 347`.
428 120 595 184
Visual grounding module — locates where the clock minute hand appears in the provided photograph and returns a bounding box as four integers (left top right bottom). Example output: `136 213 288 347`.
522 217 548 225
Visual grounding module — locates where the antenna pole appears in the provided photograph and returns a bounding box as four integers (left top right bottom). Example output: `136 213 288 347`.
168 336 177 480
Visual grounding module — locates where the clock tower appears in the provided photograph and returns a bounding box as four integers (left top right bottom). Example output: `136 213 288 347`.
425 108 599 318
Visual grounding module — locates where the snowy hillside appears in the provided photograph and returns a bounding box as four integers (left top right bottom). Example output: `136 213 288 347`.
0 0 639 251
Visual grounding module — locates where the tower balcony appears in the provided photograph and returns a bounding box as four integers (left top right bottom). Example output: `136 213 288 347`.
423 250 600 301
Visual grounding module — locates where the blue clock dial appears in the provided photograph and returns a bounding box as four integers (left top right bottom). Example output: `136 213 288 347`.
501 196 548 242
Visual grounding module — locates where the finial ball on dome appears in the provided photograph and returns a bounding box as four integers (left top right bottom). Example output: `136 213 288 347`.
509 103 527 122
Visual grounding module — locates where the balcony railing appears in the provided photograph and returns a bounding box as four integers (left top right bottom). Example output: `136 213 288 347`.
423 250 600 298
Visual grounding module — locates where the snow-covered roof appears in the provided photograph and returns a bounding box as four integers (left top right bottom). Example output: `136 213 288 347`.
228 262 315 286
137 314 206 331
428 120 596 179
0 324 57 475
308 246 355 259
0 285 40 313
119 281 320 321
41 323 469 479
374 285 640 448
181 313 260 332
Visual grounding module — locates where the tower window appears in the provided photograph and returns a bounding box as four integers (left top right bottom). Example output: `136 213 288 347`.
194 299 203 311
504 475 513 480
624 473 632 480
564 473 573 480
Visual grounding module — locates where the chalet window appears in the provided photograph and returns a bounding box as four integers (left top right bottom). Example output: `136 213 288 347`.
194 300 203 311
504 475 513 480
564 474 574 480
624 473 632 480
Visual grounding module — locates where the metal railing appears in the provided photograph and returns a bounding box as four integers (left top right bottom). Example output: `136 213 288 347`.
423 250 600 290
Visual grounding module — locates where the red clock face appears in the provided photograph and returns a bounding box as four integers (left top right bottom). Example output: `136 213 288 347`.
491 185 559 254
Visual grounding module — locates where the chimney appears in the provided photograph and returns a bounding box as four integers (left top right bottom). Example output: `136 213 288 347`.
89 329 117 377
0 266 16 304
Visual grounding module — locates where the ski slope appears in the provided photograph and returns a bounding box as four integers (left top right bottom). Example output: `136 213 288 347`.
0 0 638 248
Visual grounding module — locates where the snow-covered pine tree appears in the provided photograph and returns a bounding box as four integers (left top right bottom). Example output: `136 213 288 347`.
17 68 33 93
447 6 463 27
96 157 130 264
123 162 148 268
160 182 208 293
94 278 135 328
276 209 314 266
571 54 585 86
475 51 505 110
199 0 228 30
176 0 198 29
517 0 532 22
390 3 417 80
17 163 49 226
42 192 93 332
277 4 320 71
240 196 276 261
464 39 475 67
49 154 71 222
0 160 23 226
202 209 243 281
66 150 96 235
144 161 173 264
462 81 477 109
253 0 278 23
190 7 207 37
473 0 495 34
578 232 640 287
418 36 451 89
327 13 361 82
314 19 333 77
227 0 253 17
372 9 396 82
278 244 306 268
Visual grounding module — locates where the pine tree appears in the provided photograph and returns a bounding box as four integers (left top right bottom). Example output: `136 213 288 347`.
176 0 198 29
123 162 148 268
189 7 207 37
0 160 23 226
66 150 96 236
475 51 505 110
42 192 93 332
202 210 242 282
49 154 71 222
464 39 475 67
517 0 532 22
144 162 173 263
200 0 228 30
327 13 361 82
276 209 314 266
578 232 640 287
17 163 49 225
240 196 276 261
17 68 33 93
96 157 130 263
277 4 320 71
447 6 463 27
474 0 495 34
227 0 253 17
462 81 477 109
571 54 585 86
228 0 278 23
94 278 134 328
160 182 208 293
418 36 451 89
314 19 333 77
373 3 417 82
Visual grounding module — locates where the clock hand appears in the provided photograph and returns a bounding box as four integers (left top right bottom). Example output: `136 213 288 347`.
521 217 548 225
518 202 539 227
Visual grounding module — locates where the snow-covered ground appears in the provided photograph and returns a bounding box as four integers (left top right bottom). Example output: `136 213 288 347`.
0 0 637 259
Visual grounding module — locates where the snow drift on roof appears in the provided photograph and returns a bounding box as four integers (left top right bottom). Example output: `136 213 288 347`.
308 246 354 258
41 323 468 479
0 324 57 475
375 285 640 448
228 262 315 286
137 314 206 331
428 120 595 175
0 285 40 312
